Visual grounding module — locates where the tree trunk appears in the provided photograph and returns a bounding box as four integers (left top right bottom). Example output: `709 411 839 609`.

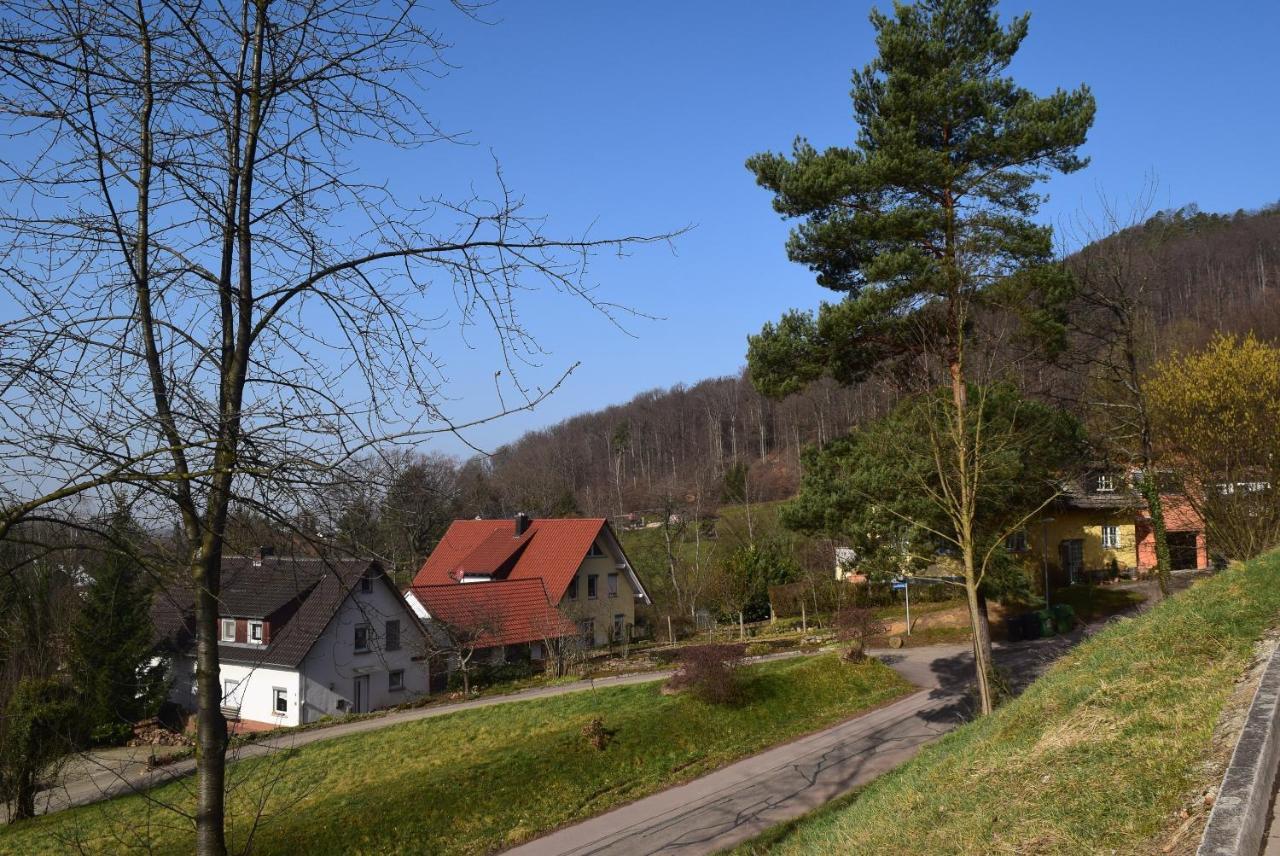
193 557 229 856
963 570 995 715
1138 474 1173 597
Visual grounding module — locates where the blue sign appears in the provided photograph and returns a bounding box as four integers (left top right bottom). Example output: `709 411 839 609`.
891 581 907 591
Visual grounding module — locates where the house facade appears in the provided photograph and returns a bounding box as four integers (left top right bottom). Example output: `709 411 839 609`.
155 554 430 730
407 514 651 656
1021 471 1207 585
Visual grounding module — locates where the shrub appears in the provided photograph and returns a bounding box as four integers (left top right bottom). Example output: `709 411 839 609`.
580 716 612 751
446 661 533 692
664 643 744 705
835 608 888 663
744 642 772 657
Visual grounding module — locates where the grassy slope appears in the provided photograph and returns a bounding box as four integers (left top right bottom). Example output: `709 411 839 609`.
733 553 1280 855
5 655 910 856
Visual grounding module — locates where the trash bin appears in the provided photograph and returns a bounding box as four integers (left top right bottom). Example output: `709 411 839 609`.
1020 611 1042 640
1006 616 1025 643
1035 608 1055 637
1051 603 1076 633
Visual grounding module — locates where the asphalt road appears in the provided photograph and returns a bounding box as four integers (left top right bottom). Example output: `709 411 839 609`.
501 634 1079 856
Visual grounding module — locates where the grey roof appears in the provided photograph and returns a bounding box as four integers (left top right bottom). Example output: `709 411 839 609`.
1056 473 1141 511
152 556 392 669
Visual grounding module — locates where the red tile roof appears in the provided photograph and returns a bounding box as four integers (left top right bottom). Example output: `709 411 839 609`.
409 578 577 648
412 517 609 601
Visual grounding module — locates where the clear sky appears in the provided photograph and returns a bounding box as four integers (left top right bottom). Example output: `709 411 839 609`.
372 0 1280 458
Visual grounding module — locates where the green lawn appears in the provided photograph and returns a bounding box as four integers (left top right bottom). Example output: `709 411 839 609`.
729 553 1280 855
4 654 910 856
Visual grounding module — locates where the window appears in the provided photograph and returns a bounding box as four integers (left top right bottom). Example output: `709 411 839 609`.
612 614 625 641
222 678 239 704
388 670 405 692
607 573 619 598
566 576 579 600
587 574 598 599
220 618 236 642
1004 531 1028 553
586 541 605 558
272 687 288 715
1101 525 1120 549
579 618 594 641
360 571 373 594
385 620 401 652
249 621 264 644
354 625 370 653
1096 474 1116 493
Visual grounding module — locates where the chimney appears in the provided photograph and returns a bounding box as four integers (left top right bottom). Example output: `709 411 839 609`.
514 512 531 537
253 545 275 567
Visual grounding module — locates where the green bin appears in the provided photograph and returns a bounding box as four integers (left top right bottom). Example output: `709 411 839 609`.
1035 609 1055 637
1051 603 1076 633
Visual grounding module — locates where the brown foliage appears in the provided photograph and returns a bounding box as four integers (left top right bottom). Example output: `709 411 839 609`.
664 643 745 705
834 608 888 663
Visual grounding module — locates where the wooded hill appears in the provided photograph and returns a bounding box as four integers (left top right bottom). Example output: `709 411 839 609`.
472 204 1280 521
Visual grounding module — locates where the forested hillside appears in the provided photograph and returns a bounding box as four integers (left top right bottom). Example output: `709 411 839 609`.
472 204 1280 520
299 203 1280 585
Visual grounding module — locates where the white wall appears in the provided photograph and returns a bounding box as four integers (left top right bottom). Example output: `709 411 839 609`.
298 579 430 723
219 662 303 727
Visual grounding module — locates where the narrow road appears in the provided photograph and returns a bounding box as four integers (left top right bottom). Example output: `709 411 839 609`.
502 635 1078 856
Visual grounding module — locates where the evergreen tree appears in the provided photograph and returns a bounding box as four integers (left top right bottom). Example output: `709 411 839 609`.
72 510 166 744
745 0 1094 713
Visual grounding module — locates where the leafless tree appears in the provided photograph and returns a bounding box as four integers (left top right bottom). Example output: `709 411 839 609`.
420 597 505 696
0 1 677 852
1065 183 1176 596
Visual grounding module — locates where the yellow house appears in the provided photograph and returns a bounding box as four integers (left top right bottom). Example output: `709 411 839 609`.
1020 471 1141 585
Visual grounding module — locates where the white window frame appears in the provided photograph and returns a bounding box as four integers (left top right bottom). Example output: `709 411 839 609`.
354 624 370 653
587 541 605 558
1101 525 1120 549
220 618 237 642
1096 474 1116 493
388 669 405 692
587 574 598 600
248 621 264 644
607 573 619 598
384 619 401 652
272 687 288 716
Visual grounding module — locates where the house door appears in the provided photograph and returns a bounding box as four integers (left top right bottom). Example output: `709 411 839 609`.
1168 532 1199 571
1059 539 1084 584
353 675 370 714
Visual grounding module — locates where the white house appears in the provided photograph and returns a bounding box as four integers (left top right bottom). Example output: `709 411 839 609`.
154 552 430 730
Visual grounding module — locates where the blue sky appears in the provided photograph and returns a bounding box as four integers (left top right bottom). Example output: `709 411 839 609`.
378 0 1280 458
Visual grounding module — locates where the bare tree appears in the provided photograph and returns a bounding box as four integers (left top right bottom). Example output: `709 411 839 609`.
1066 184 1176 596
420 598 506 696
0 2 676 851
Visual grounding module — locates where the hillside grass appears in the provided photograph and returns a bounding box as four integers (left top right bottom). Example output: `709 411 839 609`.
3 654 910 856
730 552 1280 855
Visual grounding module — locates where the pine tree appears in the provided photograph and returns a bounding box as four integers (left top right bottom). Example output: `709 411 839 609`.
72 510 166 744
746 0 1094 713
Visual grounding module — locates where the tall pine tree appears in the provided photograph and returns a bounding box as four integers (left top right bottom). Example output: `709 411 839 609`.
72 509 166 744
746 0 1094 713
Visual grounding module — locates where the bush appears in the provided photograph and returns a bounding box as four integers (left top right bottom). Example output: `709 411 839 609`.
664 644 744 705
835 608 887 662
580 716 612 751
745 642 772 657
446 661 534 692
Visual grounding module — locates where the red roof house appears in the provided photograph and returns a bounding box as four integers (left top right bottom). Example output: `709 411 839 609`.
407 514 650 650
